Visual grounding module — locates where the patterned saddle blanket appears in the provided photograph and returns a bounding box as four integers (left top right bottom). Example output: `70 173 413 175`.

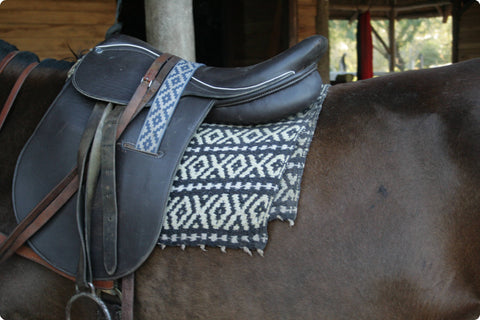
159 85 329 254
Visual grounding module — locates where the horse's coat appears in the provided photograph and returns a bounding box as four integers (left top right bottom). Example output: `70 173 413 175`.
0 40 479 320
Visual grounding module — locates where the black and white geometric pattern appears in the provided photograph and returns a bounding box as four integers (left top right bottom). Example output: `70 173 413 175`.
136 59 202 153
158 85 329 253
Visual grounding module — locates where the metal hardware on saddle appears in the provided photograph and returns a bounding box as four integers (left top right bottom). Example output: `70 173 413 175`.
66 283 112 320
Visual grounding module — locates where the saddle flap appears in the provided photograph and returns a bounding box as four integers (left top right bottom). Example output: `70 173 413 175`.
13 80 215 280
72 41 158 105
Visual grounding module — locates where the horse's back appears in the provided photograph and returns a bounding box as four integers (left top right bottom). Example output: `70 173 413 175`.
1 57 480 319
133 60 480 320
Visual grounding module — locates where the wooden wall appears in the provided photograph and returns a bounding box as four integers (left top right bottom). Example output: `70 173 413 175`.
297 0 329 82
297 0 317 41
0 0 116 60
457 3 480 61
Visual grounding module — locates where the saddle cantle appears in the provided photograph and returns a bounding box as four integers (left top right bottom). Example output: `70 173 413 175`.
12 34 327 281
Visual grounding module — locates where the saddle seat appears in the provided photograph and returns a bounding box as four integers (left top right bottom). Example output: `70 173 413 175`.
12 34 327 281
74 34 327 124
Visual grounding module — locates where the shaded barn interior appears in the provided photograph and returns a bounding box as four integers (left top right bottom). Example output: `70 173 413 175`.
118 0 294 68
0 0 478 69
330 0 452 19
330 0 480 65
453 0 480 61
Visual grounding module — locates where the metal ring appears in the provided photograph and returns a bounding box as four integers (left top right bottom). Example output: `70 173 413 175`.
65 290 112 320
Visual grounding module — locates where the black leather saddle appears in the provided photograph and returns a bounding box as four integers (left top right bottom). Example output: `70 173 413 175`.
12 34 327 281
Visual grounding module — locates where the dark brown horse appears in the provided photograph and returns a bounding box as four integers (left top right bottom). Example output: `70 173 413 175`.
1 40 480 320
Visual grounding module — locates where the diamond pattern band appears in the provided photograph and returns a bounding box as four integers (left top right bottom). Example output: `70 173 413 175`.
136 59 202 153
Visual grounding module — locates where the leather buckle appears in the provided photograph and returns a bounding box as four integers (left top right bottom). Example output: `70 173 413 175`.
142 65 160 88
141 76 154 88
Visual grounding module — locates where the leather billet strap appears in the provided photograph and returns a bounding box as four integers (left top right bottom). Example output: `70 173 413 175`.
0 50 39 130
75 102 111 291
101 106 123 275
74 102 119 292
120 273 135 320
0 54 178 266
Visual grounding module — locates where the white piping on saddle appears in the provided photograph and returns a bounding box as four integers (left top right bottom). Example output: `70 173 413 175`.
95 43 160 57
190 71 295 91
94 43 296 92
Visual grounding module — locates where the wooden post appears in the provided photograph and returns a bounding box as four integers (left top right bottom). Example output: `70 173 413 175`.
451 0 459 63
289 0 298 47
144 0 196 61
316 0 330 83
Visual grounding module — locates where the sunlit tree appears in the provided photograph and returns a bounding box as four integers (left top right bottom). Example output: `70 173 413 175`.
329 16 452 76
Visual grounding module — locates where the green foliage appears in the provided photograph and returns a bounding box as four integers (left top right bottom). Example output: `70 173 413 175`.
329 20 358 74
329 17 452 75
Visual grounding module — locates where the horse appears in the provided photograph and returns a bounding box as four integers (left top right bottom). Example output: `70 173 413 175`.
0 39 479 320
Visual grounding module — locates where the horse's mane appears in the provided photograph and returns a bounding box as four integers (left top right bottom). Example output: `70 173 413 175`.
0 40 37 63
0 39 74 71
41 58 74 71
0 39 18 54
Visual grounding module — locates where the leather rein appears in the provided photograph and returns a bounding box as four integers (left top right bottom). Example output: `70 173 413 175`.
0 50 39 130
